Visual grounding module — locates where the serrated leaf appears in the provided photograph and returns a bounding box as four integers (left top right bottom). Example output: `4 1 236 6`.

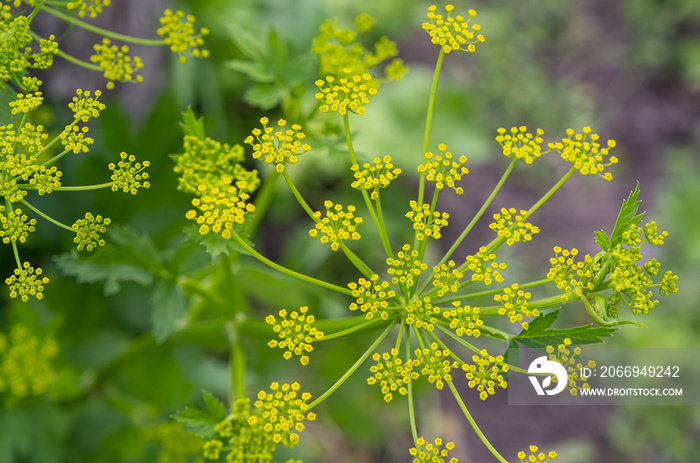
225 59 275 82
243 83 283 110
526 309 560 332
280 51 316 88
151 278 187 344
594 230 610 251
171 407 220 439
54 251 154 296
608 182 645 248
180 107 206 139
107 225 162 272
203 390 227 422
515 324 616 350
183 225 252 261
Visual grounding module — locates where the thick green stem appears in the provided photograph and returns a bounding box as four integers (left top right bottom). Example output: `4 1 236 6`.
226 323 246 403
229 229 352 296
307 322 394 410
447 381 508 463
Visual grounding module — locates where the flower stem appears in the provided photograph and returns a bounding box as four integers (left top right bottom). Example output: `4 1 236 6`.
447 380 508 463
20 199 74 232
228 229 353 296
307 322 395 410
226 322 246 403
417 49 446 207
39 5 165 45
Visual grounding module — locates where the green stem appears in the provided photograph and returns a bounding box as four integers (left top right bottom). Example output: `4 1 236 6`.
406 328 419 446
39 5 165 45
430 278 551 306
33 181 117 191
320 317 388 341
177 276 228 311
447 381 508 463
417 49 446 207
281 169 316 220
307 322 395 410
342 114 392 259
20 199 73 231
374 195 394 259
228 229 352 296
55 47 103 72
245 172 279 235
226 322 246 403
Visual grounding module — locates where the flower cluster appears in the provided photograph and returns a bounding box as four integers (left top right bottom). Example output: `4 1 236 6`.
496 126 544 164
312 14 406 80
443 302 482 338
464 246 507 285
70 89 106 121
348 274 396 320
489 207 540 246
409 437 458 463
72 212 111 252
9 91 43 114
367 348 417 403
309 201 362 251
90 38 144 89
350 155 401 199
266 306 324 366
406 201 449 241
5 262 49 301
108 152 151 194
417 143 468 193
0 16 57 86
157 9 210 64
547 247 594 302
463 349 508 400
205 398 276 461
549 127 617 181
60 125 94 154
494 283 536 329
66 0 111 18
0 324 58 398
249 382 316 446
174 134 255 195
386 244 427 289
315 69 378 115
404 296 440 331
244 118 311 173
186 180 256 238
30 165 62 195
413 342 458 391
0 206 35 244
545 338 595 395
431 261 463 297
422 4 484 54
517 446 558 463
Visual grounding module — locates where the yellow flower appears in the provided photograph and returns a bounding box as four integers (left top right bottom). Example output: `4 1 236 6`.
0 206 36 244
350 155 401 199
9 92 43 114
464 246 507 285
309 200 362 251
546 247 593 302
386 243 427 289
496 126 544 164
422 4 484 54
251 382 315 446
186 179 255 238
406 200 449 241
266 306 324 365
315 69 378 115
417 143 468 193
462 348 508 400
409 437 458 463
411 342 458 391
0 324 58 398
348 274 396 320
489 207 540 246
5 261 49 301
244 118 311 173
108 152 150 194
443 302 482 338
90 39 144 89
72 212 111 251
69 89 105 122
549 127 617 181
494 283 537 329
367 348 417 403
157 9 210 64
66 0 111 18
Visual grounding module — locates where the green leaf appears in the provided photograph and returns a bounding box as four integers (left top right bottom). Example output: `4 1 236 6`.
225 59 275 82
514 309 616 350
171 407 220 439
594 230 610 251
180 106 206 139
183 225 252 261
172 390 226 438
228 26 266 59
107 225 163 272
203 390 227 422
54 251 154 296
607 182 645 250
243 83 283 110
151 278 188 343
0 85 17 124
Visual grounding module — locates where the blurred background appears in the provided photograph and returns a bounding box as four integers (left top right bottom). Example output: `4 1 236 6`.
1 0 699 462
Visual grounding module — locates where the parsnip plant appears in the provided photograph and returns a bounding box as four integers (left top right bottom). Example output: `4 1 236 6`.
0 2 679 462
